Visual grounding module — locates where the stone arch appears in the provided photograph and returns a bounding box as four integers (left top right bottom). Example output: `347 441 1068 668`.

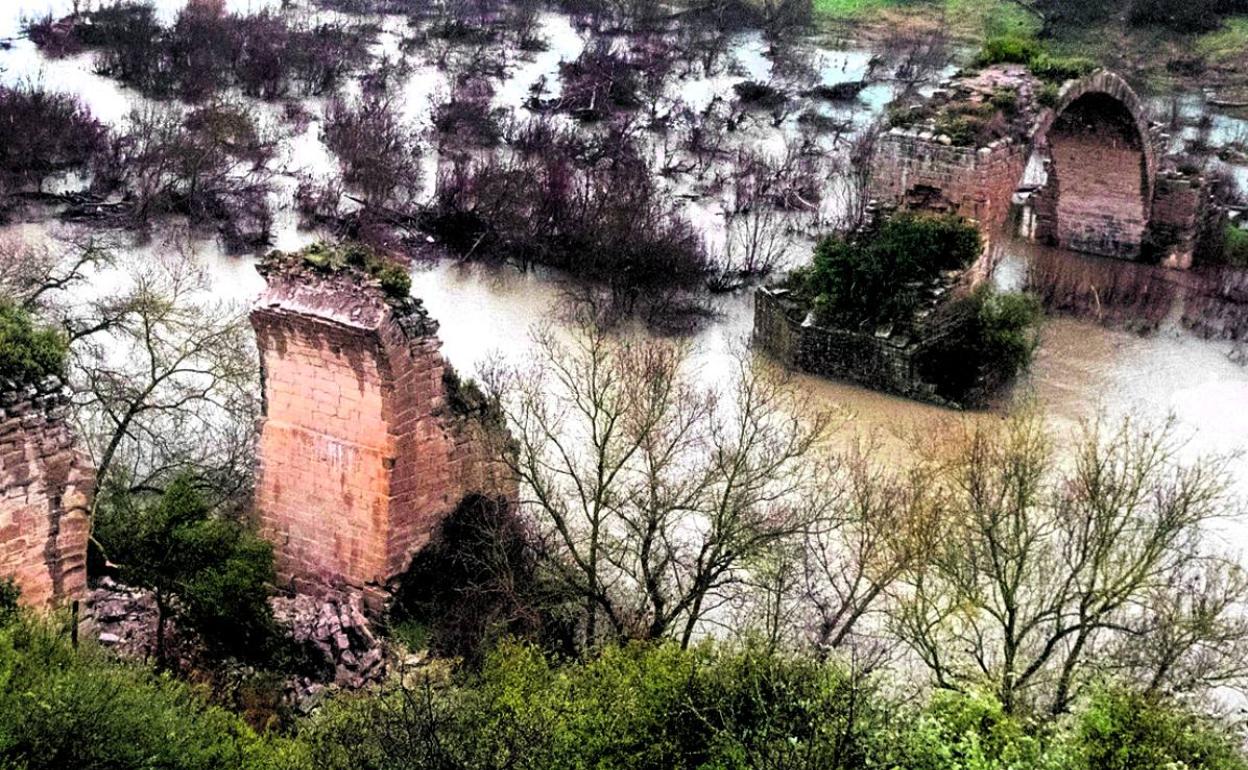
1032 70 1158 260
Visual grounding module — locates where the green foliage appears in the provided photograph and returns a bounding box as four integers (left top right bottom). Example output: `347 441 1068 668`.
0 577 19 626
302 640 892 770
1070 687 1248 770
0 299 68 386
975 34 1096 83
976 34 1044 66
0 614 298 770
1223 224 1248 266
94 475 277 663
918 286 1042 404
803 213 982 332
883 689 1062 770
294 241 412 299
1028 52 1097 82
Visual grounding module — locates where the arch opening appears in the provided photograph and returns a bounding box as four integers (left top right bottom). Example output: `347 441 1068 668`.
1037 91 1152 260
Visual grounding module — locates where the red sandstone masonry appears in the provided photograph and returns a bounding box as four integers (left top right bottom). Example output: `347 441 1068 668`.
869 68 1213 266
250 260 515 604
0 379 92 609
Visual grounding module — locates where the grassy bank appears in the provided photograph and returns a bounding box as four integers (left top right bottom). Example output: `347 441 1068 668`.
814 0 1039 43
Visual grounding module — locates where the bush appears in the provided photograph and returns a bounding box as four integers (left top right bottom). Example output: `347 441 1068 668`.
0 578 19 625
1070 687 1248 770
302 641 892 770
975 34 1096 83
0 299 68 387
51 2 373 102
882 689 1058 770
323 93 423 210
390 495 574 662
803 212 982 332
429 134 710 314
1223 224 1248 267
976 34 1044 66
917 285 1042 404
0 84 107 194
94 475 278 665
0 615 295 770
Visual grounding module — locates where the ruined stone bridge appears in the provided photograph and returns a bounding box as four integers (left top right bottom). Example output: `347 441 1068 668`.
870 67 1215 267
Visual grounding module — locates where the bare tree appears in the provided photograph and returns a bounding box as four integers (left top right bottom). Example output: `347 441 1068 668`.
66 244 258 508
485 322 836 649
800 441 944 659
893 412 1244 716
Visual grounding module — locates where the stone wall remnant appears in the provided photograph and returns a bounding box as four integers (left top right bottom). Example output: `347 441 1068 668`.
250 250 515 608
0 376 92 608
871 67 1213 267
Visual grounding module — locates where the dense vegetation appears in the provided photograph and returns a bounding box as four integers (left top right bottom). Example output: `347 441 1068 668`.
94 476 279 667
801 212 983 331
790 213 1040 402
0 298 68 386
3 605 1246 770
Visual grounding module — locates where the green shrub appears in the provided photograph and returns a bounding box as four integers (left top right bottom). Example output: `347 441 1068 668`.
917 286 1042 404
882 689 1061 770
1224 224 1248 267
94 475 278 665
1068 687 1248 770
1028 53 1097 83
976 34 1044 66
0 614 297 770
0 299 68 386
0 577 19 626
975 35 1096 84
806 212 983 333
302 641 894 770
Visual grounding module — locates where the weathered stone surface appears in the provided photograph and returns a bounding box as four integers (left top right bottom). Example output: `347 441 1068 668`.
0 378 92 609
250 256 516 607
871 67 1214 267
754 288 964 407
271 593 387 690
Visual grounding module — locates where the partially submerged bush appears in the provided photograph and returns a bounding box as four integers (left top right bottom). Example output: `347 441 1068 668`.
104 103 275 251
0 84 107 195
429 130 709 314
324 93 424 211
917 285 1043 404
44 2 374 102
557 40 642 121
0 299 68 387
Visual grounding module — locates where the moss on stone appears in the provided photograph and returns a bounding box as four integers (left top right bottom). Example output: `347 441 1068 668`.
282 240 413 300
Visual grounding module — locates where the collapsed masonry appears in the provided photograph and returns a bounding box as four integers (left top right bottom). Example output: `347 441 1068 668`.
250 250 515 610
0 377 92 609
871 67 1219 268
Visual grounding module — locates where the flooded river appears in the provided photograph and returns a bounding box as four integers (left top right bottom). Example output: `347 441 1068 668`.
1 2 1246 536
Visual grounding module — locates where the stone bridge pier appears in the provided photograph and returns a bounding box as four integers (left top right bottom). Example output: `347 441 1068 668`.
250 252 516 609
870 67 1217 267
0 377 92 609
